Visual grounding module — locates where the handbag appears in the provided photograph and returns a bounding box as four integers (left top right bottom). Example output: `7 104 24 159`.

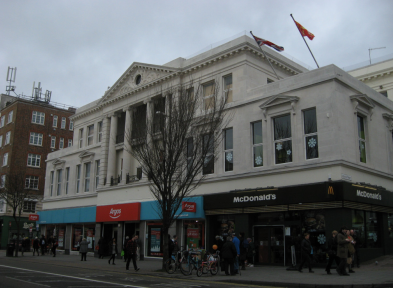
347 257 352 265
121 250 125 257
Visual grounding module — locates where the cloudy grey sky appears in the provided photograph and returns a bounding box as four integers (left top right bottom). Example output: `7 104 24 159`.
1 0 392 108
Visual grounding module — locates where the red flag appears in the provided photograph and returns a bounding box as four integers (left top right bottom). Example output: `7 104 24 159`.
294 20 315 40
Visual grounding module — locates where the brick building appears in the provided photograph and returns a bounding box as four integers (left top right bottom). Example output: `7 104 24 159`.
0 94 76 249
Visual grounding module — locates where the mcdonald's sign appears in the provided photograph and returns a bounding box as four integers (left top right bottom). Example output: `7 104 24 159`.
328 186 334 195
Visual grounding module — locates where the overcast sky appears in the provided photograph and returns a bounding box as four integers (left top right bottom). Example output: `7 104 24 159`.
1 0 392 108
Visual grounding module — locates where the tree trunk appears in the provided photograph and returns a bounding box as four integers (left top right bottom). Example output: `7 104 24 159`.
13 214 19 257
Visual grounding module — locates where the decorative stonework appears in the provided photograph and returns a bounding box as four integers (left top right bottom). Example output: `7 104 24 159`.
52 158 66 169
382 113 393 131
350 94 375 120
259 95 299 121
78 150 95 163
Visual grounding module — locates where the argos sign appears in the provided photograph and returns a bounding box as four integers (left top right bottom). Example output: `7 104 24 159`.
182 201 196 213
29 214 39 221
96 203 141 222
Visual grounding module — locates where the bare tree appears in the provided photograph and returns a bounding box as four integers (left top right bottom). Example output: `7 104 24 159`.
0 171 40 257
125 80 230 268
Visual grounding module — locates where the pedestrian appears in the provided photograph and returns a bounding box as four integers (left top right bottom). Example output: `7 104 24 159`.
135 235 141 261
232 233 240 274
298 233 314 273
336 226 351 276
350 228 360 268
33 236 40 256
98 237 105 259
246 238 255 267
126 235 140 272
221 236 237 276
346 230 356 273
123 236 129 262
239 232 247 270
214 235 224 252
48 236 53 255
79 238 90 261
108 238 118 265
171 235 180 260
40 235 47 256
325 230 340 274
52 237 58 257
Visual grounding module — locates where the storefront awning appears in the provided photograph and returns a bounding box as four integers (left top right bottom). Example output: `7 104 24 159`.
38 206 96 224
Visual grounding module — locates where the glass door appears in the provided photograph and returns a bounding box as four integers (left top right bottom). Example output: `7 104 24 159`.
253 225 285 265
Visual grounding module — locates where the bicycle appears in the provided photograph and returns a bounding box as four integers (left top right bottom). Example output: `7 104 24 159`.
165 248 187 274
197 252 219 277
180 249 202 276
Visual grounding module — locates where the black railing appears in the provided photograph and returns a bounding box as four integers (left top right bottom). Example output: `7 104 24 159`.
110 175 121 186
126 173 141 184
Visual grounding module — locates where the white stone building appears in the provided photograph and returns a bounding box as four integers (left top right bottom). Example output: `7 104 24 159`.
38 35 393 265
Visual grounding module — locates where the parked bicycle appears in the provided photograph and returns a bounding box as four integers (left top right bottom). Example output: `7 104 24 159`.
180 249 202 276
197 251 219 277
165 247 187 274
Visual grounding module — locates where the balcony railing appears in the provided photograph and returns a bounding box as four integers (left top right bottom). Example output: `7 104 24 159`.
126 173 141 184
110 175 121 186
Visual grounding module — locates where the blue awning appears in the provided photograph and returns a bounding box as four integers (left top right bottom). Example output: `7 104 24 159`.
37 206 96 224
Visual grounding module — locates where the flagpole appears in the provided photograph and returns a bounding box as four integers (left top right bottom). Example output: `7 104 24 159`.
250 31 280 80
290 14 319 68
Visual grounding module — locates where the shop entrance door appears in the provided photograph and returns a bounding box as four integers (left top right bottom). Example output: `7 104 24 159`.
253 225 285 265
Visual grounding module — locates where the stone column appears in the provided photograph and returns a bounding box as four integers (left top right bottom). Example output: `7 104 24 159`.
121 107 132 184
99 116 110 187
106 113 119 184
144 98 153 146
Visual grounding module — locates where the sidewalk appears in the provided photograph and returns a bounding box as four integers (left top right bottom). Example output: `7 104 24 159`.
2 250 393 288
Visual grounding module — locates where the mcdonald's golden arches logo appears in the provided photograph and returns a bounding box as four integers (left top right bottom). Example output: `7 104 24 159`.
328 186 334 195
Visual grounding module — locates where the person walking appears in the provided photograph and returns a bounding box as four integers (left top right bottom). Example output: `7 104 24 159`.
33 237 40 256
40 236 47 256
98 237 105 259
350 228 360 268
336 226 351 276
52 237 58 257
126 235 140 272
221 236 237 276
239 232 247 270
325 230 340 274
79 238 90 261
232 233 240 274
123 236 129 262
246 238 255 267
108 238 118 265
48 236 53 255
346 230 356 273
298 233 314 273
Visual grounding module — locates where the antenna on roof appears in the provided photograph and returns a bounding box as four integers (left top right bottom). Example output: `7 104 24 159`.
31 81 51 104
5 67 17 95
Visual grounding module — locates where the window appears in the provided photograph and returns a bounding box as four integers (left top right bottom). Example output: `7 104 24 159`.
68 139 72 147
56 170 62 196
203 82 215 110
3 153 8 166
252 121 263 167
50 171 54 196
29 132 43 146
1 175 5 188
223 74 233 103
8 110 13 123
0 116 4 127
61 117 66 129
97 121 103 142
304 108 318 159
203 134 214 174
25 176 39 189
224 128 233 171
51 136 56 148
53 115 58 127
357 115 367 163
95 160 100 189
65 167 70 194
79 128 84 148
274 114 292 164
187 138 193 172
0 135 2 147
137 167 142 180
23 201 36 213
76 165 81 193
32 111 45 125
59 138 64 149
187 87 194 100
69 121 74 130
87 125 94 146
27 153 41 167
84 162 91 192
5 131 10 145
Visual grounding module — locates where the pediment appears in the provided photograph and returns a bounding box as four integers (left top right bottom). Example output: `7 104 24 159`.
259 95 299 110
349 94 375 109
99 63 178 105
52 158 66 168
78 151 95 162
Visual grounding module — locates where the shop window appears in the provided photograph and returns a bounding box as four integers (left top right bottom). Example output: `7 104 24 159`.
252 121 263 167
223 74 233 103
202 134 214 175
357 115 367 163
273 114 292 164
147 224 163 256
224 128 233 172
72 225 83 251
352 210 381 248
301 211 326 264
84 224 96 251
184 221 205 249
57 226 66 249
388 213 393 238
304 108 318 159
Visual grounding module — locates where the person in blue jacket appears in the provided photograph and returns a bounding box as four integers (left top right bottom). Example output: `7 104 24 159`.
232 233 240 274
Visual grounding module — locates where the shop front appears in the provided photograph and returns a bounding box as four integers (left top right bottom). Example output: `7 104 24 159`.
204 181 393 266
38 206 96 254
140 196 205 257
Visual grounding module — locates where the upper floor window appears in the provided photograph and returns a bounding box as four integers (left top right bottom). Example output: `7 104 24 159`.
187 138 193 172
29 132 43 146
202 134 214 175
304 108 319 159
69 121 74 130
0 135 3 147
8 111 13 123
5 131 11 145
223 74 233 103
203 82 215 110
95 160 100 189
87 125 94 146
357 115 367 163
79 128 84 148
53 115 58 127
76 165 81 193
32 111 45 125
68 139 72 147
23 201 36 213
56 169 62 196
274 114 292 164
61 117 66 129
252 121 263 167
0 175 5 188
51 136 56 148
50 171 54 196
0 116 5 127
25 176 39 190
59 138 64 149
97 121 103 143
3 153 8 166
84 162 91 192
65 167 70 195
0 198 4 212
224 128 233 172
27 153 41 167
187 87 194 100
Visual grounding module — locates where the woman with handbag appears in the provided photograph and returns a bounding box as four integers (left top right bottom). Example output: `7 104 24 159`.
325 230 339 274
346 230 356 273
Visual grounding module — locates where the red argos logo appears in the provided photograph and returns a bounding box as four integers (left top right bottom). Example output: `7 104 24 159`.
182 201 196 212
109 208 122 219
29 214 39 221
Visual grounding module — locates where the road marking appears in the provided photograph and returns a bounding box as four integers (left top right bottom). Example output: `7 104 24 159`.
5 276 51 287
0 265 148 288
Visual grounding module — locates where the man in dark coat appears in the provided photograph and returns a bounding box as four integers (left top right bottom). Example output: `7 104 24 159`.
33 237 40 256
98 238 105 259
336 226 351 276
123 236 129 262
350 228 360 268
298 233 314 273
126 235 140 272
325 230 340 274
221 236 237 276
